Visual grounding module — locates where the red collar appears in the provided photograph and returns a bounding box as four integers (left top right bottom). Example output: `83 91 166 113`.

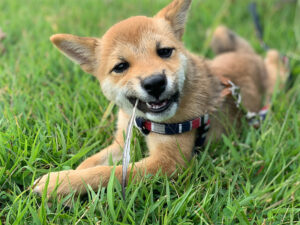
135 115 210 136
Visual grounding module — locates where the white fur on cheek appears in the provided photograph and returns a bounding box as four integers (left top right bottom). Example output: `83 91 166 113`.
102 79 130 112
160 53 187 101
101 78 144 116
177 53 187 93
101 79 118 102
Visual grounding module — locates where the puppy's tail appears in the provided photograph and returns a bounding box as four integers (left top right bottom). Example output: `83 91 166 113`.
211 25 255 55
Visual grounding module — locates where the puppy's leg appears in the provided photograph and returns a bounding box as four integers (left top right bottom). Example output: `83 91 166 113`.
76 110 129 169
33 109 129 196
211 25 255 55
33 132 195 197
264 49 288 101
76 143 123 169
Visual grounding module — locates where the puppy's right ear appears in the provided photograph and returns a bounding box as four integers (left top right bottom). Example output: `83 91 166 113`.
155 0 192 40
50 34 100 74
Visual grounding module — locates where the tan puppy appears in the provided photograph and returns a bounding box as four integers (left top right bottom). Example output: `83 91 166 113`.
34 0 286 197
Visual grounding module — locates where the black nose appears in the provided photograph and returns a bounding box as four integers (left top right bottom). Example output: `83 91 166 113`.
142 74 167 99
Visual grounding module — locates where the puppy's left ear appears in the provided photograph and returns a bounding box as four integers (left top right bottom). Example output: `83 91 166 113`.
50 34 100 74
155 0 192 40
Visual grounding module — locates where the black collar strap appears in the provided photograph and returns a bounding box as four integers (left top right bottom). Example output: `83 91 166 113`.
135 114 210 136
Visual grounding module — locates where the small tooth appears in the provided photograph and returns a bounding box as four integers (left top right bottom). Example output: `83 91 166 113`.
146 99 170 111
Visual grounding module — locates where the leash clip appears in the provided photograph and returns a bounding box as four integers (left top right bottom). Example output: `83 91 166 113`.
228 80 242 108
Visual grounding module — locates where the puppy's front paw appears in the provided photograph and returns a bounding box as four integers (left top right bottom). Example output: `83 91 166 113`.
33 170 75 197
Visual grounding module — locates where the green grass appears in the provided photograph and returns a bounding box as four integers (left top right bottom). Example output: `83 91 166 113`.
0 0 299 224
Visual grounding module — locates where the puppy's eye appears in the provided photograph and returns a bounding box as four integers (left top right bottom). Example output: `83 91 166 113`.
157 48 174 59
112 62 129 73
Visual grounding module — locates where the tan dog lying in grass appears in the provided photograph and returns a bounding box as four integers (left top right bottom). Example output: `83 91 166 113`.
34 0 286 197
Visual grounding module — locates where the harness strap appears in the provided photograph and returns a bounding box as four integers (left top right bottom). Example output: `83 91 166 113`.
219 76 269 126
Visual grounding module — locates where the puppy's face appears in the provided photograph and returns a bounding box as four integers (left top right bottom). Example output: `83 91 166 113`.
98 16 187 121
51 0 192 122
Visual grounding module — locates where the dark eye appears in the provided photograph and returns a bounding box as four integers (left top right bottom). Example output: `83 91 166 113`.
157 48 174 58
112 62 129 73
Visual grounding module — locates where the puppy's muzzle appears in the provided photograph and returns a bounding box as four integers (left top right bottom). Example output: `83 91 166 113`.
141 74 167 99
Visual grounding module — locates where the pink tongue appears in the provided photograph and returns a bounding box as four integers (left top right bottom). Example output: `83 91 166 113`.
151 100 167 107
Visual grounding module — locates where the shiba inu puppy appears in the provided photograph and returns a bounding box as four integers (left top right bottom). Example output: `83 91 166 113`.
34 0 286 197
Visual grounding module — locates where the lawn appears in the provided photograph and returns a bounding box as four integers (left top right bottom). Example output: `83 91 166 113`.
0 0 299 224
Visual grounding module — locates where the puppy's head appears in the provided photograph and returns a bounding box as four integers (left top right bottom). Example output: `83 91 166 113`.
51 0 192 122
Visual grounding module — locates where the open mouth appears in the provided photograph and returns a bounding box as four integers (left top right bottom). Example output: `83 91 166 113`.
128 92 179 113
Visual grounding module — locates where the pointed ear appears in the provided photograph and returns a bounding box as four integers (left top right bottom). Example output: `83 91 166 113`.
155 0 192 40
50 34 100 74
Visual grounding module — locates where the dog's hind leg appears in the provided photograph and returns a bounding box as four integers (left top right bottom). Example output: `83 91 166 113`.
264 49 289 101
211 25 255 55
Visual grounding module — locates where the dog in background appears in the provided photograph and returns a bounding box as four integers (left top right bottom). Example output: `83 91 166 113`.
34 0 287 197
